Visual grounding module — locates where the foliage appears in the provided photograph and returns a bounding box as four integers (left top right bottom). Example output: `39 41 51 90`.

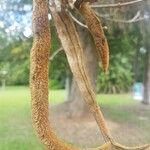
97 29 135 93
0 0 148 92
0 24 68 88
49 25 70 89
0 38 31 85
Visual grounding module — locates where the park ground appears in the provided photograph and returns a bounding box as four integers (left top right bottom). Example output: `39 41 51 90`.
0 86 150 150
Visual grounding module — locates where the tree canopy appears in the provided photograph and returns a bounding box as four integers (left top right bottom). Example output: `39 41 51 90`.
0 0 149 94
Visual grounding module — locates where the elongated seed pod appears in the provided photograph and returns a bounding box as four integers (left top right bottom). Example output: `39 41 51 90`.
78 3 109 72
30 0 78 150
50 5 113 142
50 6 150 150
30 0 150 149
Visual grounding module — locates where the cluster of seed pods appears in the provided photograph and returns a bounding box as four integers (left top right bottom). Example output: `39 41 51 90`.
30 0 150 149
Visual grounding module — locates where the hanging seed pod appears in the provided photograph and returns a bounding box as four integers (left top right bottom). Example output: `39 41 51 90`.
30 0 78 149
30 0 150 149
78 3 109 72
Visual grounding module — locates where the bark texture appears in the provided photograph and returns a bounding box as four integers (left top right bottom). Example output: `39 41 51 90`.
67 28 98 118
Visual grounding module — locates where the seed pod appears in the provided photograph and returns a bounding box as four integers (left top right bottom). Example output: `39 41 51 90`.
78 3 109 72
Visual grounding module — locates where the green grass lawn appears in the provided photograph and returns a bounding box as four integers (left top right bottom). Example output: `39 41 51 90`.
0 86 66 150
0 86 149 149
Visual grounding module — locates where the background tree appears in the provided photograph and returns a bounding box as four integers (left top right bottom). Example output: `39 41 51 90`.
62 0 150 119
0 0 149 109
142 3 150 104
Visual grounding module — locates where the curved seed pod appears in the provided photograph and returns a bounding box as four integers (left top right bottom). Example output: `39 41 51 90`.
30 0 78 150
50 6 150 149
30 0 150 149
78 3 109 72
50 4 113 142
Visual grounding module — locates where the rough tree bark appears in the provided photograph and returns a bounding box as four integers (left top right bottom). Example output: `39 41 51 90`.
66 27 98 118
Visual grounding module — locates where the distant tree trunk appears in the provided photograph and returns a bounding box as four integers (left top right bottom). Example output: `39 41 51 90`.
142 19 150 105
65 69 72 100
133 36 142 82
66 27 98 118
1 79 6 90
143 42 150 104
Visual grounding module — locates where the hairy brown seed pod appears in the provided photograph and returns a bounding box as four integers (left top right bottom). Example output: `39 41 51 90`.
74 0 97 8
30 0 150 148
78 3 109 72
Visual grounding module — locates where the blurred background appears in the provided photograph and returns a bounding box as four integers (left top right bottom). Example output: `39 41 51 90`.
0 0 150 149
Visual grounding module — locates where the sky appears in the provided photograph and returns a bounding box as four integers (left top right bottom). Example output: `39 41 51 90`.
0 0 32 39
0 0 149 41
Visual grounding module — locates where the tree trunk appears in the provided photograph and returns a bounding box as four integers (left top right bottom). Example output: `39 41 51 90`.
142 18 150 104
66 27 98 118
143 39 150 104
1 79 6 90
133 36 141 82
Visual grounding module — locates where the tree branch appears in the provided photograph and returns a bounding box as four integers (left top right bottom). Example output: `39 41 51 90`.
130 11 141 22
49 47 63 60
95 11 149 23
91 0 146 8
68 11 108 30
68 11 88 28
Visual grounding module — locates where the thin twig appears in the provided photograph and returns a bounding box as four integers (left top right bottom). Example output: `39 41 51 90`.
95 11 148 23
68 11 108 29
68 11 88 28
91 0 146 8
49 47 63 60
130 11 141 22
